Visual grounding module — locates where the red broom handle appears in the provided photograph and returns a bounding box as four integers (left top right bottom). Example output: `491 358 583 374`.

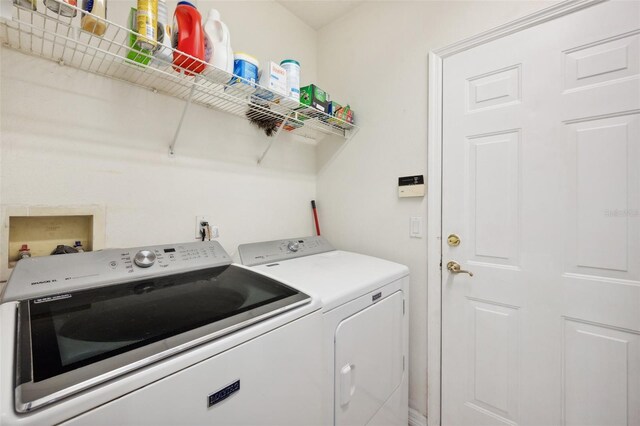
311 200 321 236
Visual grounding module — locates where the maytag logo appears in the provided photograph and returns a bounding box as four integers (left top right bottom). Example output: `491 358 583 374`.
208 380 240 408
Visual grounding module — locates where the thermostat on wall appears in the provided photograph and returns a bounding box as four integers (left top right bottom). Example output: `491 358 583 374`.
398 175 425 198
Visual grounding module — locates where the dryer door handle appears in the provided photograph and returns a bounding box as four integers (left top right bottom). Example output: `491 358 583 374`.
340 363 356 406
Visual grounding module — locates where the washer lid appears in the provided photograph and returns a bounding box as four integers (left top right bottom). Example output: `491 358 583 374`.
251 250 409 311
14 264 312 413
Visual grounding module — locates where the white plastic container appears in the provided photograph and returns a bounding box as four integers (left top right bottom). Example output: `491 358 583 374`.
13 0 36 11
203 9 234 75
81 0 107 36
229 52 259 93
280 59 300 104
255 61 288 101
44 0 77 17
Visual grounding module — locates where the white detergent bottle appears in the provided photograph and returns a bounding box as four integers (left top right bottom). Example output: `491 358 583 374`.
203 9 234 74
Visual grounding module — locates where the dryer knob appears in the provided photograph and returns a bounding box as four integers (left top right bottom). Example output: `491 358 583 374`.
134 250 156 268
287 241 300 252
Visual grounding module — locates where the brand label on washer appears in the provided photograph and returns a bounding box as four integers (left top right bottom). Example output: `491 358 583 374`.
30 279 56 286
208 380 240 407
33 294 72 304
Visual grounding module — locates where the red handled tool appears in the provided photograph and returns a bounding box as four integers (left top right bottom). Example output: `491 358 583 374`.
311 200 321 236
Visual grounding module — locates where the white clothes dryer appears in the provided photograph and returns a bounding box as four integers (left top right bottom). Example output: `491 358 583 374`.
238 236 409 426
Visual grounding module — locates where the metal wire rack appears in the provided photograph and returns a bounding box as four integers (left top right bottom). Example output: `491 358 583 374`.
0 0 358 161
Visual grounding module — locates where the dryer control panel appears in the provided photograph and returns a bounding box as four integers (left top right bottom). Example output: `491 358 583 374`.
238 236 335 266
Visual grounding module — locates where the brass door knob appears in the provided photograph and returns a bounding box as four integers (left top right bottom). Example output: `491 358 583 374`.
446 261 473 277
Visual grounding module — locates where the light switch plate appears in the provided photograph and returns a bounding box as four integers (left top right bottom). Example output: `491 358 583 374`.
410 217 424 238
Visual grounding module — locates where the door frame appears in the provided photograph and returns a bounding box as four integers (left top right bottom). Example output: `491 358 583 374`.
425 1 604 424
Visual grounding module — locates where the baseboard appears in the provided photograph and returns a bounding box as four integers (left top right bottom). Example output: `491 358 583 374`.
409 407 427 426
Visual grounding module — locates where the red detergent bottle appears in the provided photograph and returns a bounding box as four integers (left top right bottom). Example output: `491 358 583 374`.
172 1 206 75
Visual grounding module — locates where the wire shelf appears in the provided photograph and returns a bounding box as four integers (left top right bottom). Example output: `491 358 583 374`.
0 0 358 150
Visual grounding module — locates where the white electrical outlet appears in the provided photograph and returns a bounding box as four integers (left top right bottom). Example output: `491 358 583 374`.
211 226 220 239
195 216 207 239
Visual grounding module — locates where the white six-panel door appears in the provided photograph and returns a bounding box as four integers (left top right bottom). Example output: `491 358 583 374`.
441 1 640 424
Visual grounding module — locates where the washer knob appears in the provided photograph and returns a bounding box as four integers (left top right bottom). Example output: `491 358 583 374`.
287 241 300 252
134 250 156 268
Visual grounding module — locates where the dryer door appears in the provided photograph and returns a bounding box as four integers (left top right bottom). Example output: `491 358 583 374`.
334 290 404 426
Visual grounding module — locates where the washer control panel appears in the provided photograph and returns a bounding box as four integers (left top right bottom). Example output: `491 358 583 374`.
3 241 231 303
238 236 335 266
108 242 226 274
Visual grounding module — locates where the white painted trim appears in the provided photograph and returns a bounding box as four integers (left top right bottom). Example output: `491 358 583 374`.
433 0 604 58
426 50 443 426
425 1 604 425
409 407 428 426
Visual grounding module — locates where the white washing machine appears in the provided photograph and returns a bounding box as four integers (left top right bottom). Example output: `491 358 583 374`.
0 241 323 425
238 236 409 426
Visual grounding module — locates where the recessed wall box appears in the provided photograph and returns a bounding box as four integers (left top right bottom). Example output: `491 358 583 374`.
1 205 106 281
398 175 425 198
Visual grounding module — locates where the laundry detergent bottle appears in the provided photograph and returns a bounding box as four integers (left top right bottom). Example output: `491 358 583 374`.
172 1 206 75
203 9 234 74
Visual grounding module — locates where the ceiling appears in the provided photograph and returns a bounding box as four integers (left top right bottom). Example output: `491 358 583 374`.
277 1 364 30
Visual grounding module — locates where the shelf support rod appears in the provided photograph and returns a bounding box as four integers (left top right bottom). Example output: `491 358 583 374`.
169 75 199 157
257 112 293 165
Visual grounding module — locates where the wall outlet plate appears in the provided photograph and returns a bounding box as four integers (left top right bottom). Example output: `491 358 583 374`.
398 175 425 198
195 215 207 239
210 226 220 239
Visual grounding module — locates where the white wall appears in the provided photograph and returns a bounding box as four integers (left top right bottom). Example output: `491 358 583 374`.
1 0 559 419
316 0 556 417
0 0 318 271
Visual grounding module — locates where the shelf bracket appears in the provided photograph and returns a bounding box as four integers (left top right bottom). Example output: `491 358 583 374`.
257 112 293 165
169 75 199 157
